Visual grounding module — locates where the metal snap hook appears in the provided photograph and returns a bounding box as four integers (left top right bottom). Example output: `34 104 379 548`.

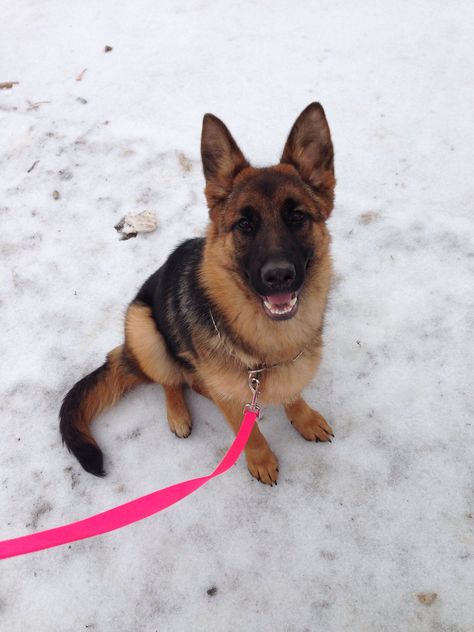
246 371 261 413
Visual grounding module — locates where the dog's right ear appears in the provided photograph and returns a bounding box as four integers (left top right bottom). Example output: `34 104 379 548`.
201 114 249 214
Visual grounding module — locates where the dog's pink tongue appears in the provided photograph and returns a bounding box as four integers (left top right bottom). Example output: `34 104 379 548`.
266 293 293 306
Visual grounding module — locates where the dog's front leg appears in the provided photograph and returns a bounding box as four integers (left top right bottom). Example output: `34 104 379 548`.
284 397 333 442
212 395 279 485
163 384 192 438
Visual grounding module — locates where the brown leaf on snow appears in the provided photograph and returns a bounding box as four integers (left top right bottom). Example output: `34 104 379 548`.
104 45 113 52
178 152 192 172
359 211 381 225
0 81 19 89
414 592 438 606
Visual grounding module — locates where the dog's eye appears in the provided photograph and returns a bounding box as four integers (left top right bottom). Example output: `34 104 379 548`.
288 209 307 225
237 217 253 233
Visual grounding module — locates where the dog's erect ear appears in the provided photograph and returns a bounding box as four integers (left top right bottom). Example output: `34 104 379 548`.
201 113 249 212
281 103 335 218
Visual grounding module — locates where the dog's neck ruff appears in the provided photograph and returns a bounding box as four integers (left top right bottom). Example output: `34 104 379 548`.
209 308 305 374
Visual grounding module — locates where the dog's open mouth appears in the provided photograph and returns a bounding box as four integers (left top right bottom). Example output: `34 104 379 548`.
262 292 299 320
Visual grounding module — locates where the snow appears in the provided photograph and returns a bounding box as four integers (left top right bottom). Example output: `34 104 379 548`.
1 0 473 630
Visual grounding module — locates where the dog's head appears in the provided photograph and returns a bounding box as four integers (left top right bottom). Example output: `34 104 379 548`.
201 103 335 321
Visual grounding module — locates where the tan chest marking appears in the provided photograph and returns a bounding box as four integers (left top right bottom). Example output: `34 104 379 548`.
197 348 322 405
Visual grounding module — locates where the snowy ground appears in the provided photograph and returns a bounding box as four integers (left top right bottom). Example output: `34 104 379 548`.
1 1 473 630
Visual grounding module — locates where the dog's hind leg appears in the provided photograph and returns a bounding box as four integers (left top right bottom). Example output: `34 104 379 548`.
125 302 193 436
163 384 192 438
125 302 185 386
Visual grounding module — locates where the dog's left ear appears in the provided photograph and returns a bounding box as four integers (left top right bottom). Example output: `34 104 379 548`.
201 113 249 214
281 103 335 218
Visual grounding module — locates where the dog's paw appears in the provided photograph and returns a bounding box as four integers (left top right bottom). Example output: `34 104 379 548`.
290 408 334 443
246 448 279 485
168 415 192 438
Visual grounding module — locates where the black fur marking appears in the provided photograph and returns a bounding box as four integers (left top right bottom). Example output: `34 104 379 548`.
239 170 304 199
122 345 149 380
59 363 107 477
135 238 260 366
250 171 280 198
281 197 303 216
135 239 211 370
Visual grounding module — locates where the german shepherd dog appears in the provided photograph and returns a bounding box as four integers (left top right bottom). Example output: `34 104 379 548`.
60 103 336 485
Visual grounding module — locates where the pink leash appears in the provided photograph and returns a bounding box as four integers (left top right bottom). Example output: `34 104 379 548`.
0 409 258 560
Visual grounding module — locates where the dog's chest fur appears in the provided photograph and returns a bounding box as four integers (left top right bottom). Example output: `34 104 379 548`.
196 348 323 405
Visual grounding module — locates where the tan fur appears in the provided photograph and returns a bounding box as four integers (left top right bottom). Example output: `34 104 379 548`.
284 397 333 442
163 384 192 438
124 303 186 386
210 392 278 485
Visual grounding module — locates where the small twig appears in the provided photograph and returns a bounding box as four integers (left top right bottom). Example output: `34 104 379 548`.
0 81 19 90
27 160 39 173
26 100 51 111
75 68 87 82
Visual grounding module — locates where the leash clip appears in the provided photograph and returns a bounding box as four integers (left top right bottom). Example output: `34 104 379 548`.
245 370 261 414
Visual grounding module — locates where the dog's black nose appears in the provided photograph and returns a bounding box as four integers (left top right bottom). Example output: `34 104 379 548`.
260 260 296 291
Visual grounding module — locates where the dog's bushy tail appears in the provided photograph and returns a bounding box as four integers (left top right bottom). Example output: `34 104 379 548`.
59 345 146 476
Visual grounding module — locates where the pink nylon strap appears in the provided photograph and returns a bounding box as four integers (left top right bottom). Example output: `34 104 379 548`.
0 409 258 560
